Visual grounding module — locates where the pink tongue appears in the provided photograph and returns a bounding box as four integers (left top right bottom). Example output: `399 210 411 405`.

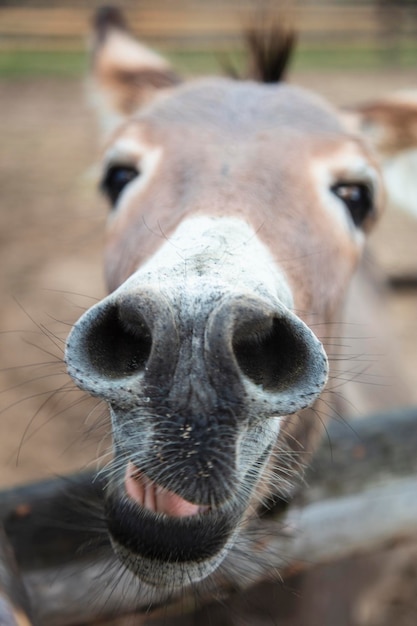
125 462 203 518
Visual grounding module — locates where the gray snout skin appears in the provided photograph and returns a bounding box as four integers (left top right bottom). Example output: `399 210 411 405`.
65 288 328 586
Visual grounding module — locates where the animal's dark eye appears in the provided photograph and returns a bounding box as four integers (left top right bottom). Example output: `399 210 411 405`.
101 165 139 207
331 182 374 228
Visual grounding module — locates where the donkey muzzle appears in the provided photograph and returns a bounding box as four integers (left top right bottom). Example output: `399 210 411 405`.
65 287 328 584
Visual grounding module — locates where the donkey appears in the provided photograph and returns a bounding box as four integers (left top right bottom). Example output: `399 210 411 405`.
65 8 383 591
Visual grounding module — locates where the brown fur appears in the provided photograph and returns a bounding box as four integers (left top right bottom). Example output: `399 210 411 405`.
353 99 417 155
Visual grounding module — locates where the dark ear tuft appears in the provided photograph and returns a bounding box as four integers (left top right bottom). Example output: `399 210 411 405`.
245 21 297 83
89 5 181 124
93 6 128 43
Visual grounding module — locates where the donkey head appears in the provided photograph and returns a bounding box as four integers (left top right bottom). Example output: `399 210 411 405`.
65 8 383 588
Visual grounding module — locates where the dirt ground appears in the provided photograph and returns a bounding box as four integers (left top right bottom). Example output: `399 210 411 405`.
0 68 416 625
0 77 108 486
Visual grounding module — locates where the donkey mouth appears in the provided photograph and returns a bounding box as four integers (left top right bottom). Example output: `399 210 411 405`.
104 459 244 584
104 445 273 585
124 461 211 518
103 440 275 586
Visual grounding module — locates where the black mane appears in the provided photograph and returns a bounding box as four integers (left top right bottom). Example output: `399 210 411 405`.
245 21 297 83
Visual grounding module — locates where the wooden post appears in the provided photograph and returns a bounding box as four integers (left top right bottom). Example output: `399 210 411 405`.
0 524 34 626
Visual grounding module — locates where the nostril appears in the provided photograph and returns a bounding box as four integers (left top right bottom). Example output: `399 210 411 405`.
232 316 309 392
85 303 152 379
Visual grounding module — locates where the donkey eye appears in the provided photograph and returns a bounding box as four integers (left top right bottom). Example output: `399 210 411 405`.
101 165 139 207
331 182 374 228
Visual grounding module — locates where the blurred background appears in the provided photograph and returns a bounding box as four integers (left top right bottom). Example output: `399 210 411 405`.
2 0 417 73
0 1 416 625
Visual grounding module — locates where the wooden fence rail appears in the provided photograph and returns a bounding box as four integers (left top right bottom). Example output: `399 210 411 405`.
0 406 416 625
1 3 417 50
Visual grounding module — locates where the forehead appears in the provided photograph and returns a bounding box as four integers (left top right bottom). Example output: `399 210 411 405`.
114 78 346 145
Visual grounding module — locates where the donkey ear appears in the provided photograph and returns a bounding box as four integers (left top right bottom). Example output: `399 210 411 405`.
90 7 181 131
350 93 417 156
347 93 417 218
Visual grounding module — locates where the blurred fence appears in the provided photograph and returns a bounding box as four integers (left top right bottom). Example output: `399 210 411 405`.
1 1 417 51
